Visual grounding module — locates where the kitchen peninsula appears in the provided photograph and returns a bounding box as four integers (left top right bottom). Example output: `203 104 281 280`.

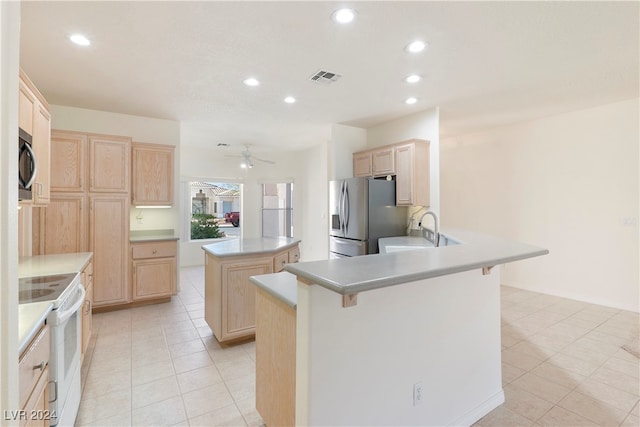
253 228 547 426
202 237 300 343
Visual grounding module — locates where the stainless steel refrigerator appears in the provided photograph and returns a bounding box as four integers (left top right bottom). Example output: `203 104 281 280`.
329 177 408 258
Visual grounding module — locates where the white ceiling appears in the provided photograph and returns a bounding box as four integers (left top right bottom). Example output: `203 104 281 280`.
20 1 639 152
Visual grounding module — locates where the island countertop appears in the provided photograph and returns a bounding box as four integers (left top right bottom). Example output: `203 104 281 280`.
284 228 548 295
202 237 300 257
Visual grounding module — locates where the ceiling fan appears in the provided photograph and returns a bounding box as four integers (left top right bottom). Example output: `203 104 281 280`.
227 144 276 169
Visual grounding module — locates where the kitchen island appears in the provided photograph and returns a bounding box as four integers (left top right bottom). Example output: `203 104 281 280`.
265 228 548 426
202 237 300 343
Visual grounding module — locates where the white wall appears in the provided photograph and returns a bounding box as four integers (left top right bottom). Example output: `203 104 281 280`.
179 140 329 266
329 123 367 180
50 105 181 233
296 269 503 426
1 0 21 419
440 98 639 312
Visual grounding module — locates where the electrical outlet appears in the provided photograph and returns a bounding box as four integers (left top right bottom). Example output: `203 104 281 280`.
413 382 424 406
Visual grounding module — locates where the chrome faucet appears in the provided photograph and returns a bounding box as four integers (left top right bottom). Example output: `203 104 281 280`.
418 210 440 247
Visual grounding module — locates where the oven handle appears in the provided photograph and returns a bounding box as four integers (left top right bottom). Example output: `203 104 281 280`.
50 284 86 326
48 380 58 404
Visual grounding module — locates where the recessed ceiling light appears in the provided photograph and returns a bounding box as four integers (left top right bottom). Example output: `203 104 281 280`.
405 74 421 84
405 97 418 105
332 8 356 24
243 77 260 87
406 40 427 53
70 34 91 46
284 96 296 104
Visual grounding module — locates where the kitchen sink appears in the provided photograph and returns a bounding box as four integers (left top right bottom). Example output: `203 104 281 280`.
378 234 460 254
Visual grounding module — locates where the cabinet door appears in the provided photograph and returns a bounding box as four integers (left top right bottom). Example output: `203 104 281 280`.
18 80 35 134
89 135 131 193
221 258 273 340
132 143 174 206
90 194 129 307
50 131 86 192
132 257 176 301
372 147 395 176
395 143 414 206
353 152 372 177
35 193 87 255
32 103 51 205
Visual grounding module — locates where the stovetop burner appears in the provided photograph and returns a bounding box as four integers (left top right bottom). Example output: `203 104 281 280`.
19 272 79 306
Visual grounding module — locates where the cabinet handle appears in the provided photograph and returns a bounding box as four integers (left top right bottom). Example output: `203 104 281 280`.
32 361 46 371
152 249 158 254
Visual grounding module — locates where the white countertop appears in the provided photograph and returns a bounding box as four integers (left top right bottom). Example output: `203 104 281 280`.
284 228 548 295
18 252 93 354
202 237 300 257
250 272 297 309
18 301 53 355
130 229 179 242
18 252 93 278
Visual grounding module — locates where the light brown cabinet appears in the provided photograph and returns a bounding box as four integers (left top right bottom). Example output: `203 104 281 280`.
395 140 430 206
274 246 301 272
372 147 395 176
205 243 300 343
352 139 430 206
89 135 131 193
19 324 50 427
131 240 177 301
131 142 175 206
81 260 93 359
353 152 372 177
50 131 87 192
90 194 130 307
33 193 87 255
19 69 51 206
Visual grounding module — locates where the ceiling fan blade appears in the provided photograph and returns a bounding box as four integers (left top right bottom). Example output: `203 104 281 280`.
252 156 276 165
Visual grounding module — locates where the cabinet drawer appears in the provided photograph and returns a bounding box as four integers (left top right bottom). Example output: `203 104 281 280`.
288 246 300 263
131 241 177 259
19 325 50 409
274 252 288 273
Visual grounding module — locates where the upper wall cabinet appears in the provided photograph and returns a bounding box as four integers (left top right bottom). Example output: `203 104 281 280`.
89 135 131 193
352 139 430 206
19 69 51 206
51 131 87 192
131 142 175 206
395 139 430 206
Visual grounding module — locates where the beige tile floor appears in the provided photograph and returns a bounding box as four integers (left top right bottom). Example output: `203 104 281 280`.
76 267 639 426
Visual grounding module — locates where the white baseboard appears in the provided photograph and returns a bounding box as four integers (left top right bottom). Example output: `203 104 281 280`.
449 389 505 427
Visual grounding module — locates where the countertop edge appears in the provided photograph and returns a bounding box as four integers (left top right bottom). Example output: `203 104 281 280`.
130 236 180 243
202 238 301 257
18 302 54 355
250 272 297 309
284 228 549 295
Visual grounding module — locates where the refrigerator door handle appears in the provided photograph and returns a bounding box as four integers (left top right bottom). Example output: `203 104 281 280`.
339 181 346 234
344 183 350 234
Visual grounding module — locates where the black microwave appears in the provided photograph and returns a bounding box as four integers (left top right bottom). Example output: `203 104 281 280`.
18 128 37 201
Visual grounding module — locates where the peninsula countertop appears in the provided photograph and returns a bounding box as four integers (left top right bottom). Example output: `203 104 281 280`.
202 237 300 257
250 271 298 309
18 252 93 354
284 228 548 295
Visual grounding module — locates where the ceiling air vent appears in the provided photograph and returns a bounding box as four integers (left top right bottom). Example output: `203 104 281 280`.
309 69 342 84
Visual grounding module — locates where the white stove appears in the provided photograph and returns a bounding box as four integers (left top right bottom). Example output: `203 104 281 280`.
19 273 79 307
19 272 85 427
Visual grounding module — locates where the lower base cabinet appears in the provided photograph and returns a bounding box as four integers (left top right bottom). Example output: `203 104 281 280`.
205 244 299 343
19 325 50 427
131 240 177 302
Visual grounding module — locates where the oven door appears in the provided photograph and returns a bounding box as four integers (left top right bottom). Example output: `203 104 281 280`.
48 283 85 427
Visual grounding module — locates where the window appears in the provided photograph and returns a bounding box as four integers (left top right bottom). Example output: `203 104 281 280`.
189 181 241 240
262 182 293 238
